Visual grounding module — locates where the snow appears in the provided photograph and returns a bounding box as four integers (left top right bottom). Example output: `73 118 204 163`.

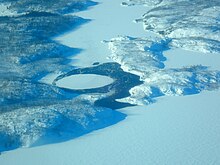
0 93 125 152
55 0 150 67
133 0 220 53
1 91 220 164
0 3 18 16
1 0 220 164
107 36 220 105
55 74 113 90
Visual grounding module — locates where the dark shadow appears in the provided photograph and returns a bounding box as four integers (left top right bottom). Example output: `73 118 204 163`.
31 108 126 148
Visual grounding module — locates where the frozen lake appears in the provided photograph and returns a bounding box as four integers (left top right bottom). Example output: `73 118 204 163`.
56 74 114 90
1 0 220 164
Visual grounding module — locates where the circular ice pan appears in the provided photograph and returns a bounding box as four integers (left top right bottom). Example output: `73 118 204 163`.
55 74 114 90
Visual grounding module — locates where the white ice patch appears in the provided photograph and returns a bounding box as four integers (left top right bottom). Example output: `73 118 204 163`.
0 3 18 16
56 74 114 90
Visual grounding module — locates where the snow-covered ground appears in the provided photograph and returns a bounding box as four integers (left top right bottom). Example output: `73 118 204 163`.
1 90 220 165
1 0 220 164
0 3 18 16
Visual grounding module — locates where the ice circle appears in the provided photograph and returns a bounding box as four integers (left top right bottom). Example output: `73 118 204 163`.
55 74 114 90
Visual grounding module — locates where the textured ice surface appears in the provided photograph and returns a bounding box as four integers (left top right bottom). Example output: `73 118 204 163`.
123 0 220 53
0 3 18 16
107 36 220 105
1 0 96 15
121 0 162 6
